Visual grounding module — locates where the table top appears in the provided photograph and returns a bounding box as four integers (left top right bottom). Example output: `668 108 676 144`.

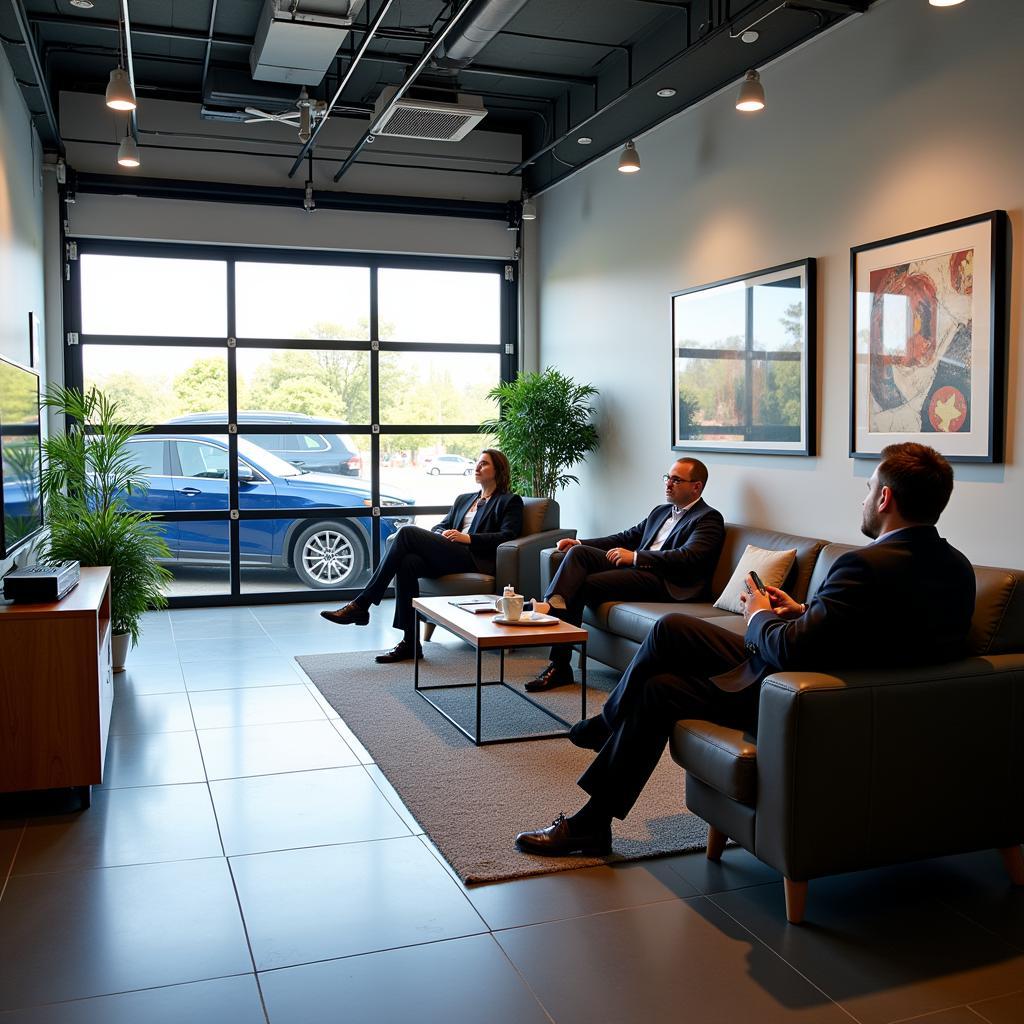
0 566 111 619
413 596 588 650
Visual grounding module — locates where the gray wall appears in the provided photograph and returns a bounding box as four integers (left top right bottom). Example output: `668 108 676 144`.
0 43 46 574
534 0 1024 569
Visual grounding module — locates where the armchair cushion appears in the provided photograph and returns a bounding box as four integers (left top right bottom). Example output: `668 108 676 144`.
672 720 758 806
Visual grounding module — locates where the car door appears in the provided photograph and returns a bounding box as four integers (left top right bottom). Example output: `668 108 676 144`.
171 438 277 563
122 438 178 556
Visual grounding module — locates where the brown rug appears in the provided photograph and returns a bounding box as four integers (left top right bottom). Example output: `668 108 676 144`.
297 644 706 884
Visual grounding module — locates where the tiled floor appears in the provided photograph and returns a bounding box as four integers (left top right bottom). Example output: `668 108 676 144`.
1 603 1022 1023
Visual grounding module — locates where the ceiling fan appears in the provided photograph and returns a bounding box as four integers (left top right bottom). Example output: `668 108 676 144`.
243 88 326 142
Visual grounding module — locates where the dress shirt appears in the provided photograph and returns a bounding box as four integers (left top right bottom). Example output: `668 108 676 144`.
632 498 700 565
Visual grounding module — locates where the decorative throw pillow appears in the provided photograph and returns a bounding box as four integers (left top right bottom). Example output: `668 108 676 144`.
713 544 798 615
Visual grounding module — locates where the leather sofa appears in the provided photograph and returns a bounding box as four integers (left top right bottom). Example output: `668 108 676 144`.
541 526 1024 923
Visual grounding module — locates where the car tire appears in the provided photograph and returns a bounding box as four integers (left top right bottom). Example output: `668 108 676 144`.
292 521 366 589
430 467 440 476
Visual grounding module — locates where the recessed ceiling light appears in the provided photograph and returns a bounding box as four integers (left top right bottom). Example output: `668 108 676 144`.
741 29 759 43
577 136 592 145
70 0 95 8
656 88 676 98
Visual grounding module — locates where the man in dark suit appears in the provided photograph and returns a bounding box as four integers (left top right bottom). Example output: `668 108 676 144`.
524 458 724 692
516 443 976 856
321 449 523 663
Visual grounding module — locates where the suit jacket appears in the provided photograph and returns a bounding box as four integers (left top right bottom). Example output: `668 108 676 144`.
432 491 525 575
583 498 725 600
714 525 976 692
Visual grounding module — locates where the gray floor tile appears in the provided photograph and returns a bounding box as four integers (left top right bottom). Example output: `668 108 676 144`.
176 636 280 663
114 661 186 697
210 767 408 856
188 685 326 729
663 844 782 893
0 822 24 881
0 974 265 1023
329 716 373 763
109 692 195 735
302 680 341 719
259 934 548 1024
98 730 206 789
183 657 305 692
496 897 849 1024
270 623 401 657
198 720 359 781
230 836 486 970
972 989 1024 1023
365 764 424 835
167 618 268 641
13 785 222 874
712 876 1024 1024
124 640 179 666
0 859 252 1010
136 611 174 640
466 858 700 931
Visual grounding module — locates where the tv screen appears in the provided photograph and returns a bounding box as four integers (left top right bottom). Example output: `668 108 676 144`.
0 355 44 559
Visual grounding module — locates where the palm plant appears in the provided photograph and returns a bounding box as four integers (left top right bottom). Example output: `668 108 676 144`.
482 368 599 500
40 385 171 647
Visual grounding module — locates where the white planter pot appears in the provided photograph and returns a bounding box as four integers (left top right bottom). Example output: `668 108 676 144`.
112 632 131 673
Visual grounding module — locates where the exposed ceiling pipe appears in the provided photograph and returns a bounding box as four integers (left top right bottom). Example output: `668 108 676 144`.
119 0 139 144
8 0 63 152
200 0 219 96
436 0 532 67
331 0 478 183
286 0 397 179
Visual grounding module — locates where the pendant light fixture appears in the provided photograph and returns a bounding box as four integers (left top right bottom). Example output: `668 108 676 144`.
617 140 641 173
117 134 140 167
736 69 766 112
105 8 136 111
929 1 965 6
521 194 537 220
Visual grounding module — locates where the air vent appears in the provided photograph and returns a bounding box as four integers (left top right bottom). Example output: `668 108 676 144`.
372 86 487 142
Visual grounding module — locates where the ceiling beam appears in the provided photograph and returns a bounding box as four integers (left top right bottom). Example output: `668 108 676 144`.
8 0 63 151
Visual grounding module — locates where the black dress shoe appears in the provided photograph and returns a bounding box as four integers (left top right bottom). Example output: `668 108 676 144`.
524 661 575 692
320 602 370 626
515 814 612 857
568 714 610 751
374 639 424 664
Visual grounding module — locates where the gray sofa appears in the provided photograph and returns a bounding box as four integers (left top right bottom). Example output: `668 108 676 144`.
541 525 1024 923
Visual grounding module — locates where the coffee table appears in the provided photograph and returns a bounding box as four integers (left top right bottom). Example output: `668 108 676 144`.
411 596 588 746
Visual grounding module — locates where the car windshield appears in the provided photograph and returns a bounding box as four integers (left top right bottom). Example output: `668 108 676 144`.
235 437 302 477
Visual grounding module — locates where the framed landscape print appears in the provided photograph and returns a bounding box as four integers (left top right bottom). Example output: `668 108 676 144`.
671 258 816 456
850 210 1008 462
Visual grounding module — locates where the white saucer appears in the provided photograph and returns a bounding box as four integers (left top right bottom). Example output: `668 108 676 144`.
492 613 560 627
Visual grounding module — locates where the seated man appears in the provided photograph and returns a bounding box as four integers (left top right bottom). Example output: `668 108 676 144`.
525 458 724 692
515 443 976 856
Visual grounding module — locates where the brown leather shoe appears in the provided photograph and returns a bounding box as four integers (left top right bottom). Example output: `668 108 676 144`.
374 639 424 664
524 661 575 692
320 602 369 626
515 814 612 857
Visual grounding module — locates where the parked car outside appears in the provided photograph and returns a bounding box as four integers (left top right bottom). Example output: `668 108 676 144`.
122 433 411 588
423 454 475 476
170 412 363 476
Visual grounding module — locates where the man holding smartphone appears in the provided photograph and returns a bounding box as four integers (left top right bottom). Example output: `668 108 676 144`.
515 443 976 857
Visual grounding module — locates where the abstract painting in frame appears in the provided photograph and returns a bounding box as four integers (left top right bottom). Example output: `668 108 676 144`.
850 210 1008 462
671 259 816 456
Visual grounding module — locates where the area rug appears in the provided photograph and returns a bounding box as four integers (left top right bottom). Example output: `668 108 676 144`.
297 643 707 884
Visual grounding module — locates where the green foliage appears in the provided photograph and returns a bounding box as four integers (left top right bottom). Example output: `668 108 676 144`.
40 385 172 645
482 368 599 500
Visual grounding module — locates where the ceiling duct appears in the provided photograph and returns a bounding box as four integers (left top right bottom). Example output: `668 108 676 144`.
371 84 487 142
434 0 531 69
250 0 367 85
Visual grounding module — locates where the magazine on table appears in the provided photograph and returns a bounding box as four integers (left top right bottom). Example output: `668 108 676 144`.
448 595 499 613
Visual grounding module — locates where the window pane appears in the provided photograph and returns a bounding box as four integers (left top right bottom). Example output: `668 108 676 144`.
84 346 227 422
80 255 227 336
235 263 370 340
239 430 367 479
236 349 371 424
165 520 231 599
378 269 500 344
379 353 498 426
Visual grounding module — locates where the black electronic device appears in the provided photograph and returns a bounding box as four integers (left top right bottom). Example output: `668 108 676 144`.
748 570 767 595
3 561 81 603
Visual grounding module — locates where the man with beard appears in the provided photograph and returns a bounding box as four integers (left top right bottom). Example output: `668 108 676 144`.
515 442 976 857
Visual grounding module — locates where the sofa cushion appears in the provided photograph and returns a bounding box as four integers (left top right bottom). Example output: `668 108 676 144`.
521 497 556 536
969 566 1024 655
671 720 758 806
713 544 798 614
712 526 826 603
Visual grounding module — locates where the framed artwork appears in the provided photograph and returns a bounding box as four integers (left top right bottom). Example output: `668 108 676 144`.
671 258 816 456
850 210 1008 462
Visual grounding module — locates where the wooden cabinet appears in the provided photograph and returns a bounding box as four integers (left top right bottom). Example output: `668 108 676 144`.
0 567 113 807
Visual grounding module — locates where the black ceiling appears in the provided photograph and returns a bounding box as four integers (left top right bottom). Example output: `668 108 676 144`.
1 0 873 195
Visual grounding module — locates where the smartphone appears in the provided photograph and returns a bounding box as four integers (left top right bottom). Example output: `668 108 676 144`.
748 570 767 595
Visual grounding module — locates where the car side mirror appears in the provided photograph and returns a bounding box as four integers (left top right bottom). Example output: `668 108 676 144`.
237 463 255 483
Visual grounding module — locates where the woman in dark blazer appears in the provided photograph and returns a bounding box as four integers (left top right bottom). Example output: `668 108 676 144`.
321 449 524 663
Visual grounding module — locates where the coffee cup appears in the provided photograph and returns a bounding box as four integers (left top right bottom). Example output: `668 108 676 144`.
494 593 524 620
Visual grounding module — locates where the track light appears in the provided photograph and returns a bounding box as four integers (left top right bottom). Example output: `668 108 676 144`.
105 67 136 111
117 135 140 168
736 69 765 112
521 195 537 221
617 140 641 174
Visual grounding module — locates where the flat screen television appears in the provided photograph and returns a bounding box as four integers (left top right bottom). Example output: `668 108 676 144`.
0 355 44 559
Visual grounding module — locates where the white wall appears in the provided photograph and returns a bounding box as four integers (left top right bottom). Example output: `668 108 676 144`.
534 0 1024 569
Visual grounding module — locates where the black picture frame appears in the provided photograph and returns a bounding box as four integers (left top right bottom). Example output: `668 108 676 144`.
671 258 816 457
849 210 1008 463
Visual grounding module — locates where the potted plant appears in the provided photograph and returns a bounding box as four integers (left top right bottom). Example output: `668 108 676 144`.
482 367 600 500
39 385 172 671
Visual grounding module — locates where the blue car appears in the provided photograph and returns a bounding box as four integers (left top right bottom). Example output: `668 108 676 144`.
123 433 411 588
